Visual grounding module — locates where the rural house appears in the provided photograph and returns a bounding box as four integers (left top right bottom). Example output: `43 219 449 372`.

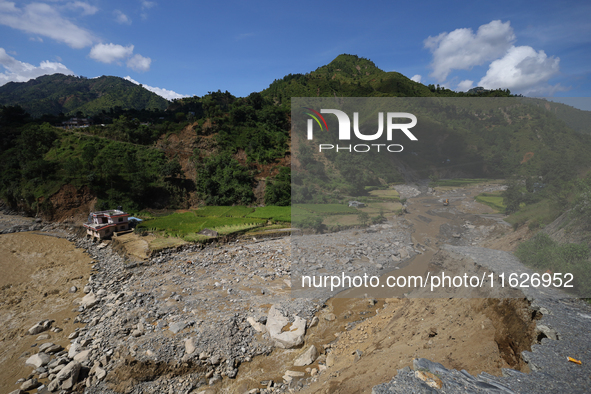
61 117 90 129
84 209 130 240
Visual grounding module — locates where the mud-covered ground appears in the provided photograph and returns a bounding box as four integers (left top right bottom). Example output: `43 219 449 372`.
0 230 91 393
2 182 590 394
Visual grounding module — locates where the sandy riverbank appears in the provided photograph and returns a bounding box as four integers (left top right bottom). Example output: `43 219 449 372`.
0 231 92 392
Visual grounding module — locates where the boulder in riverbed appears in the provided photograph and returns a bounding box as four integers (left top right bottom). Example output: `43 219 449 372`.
266 305 306 349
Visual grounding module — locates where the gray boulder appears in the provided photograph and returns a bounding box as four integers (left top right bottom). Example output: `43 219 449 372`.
169 321 187 334
294 345 318 366
80 292 98 308
27 320 52 335
20 379 40 391
56 360 81 382
25 352 50 368
266 305 306 349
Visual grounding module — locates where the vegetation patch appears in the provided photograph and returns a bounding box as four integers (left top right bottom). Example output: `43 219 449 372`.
368 189 400 200
364 185 389 191
322 214 363 227
246 206 291 222
291 205 315 218
137 205 291 245
194 206 255 217
148 236 187 252
505 199 561 230
431 178 491 187
515 232 591 297
137 211 266 238
475 192 506 213
292 201 390 232
357 202 402 215
295 204 358 215
211 223 264 235
181 233 212 243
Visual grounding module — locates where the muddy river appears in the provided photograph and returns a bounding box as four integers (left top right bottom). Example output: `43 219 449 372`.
0 232 92 392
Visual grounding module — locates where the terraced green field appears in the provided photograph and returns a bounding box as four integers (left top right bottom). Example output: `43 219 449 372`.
137 205 292 241
294 204 358 214
432 178 491 187
194 206 255 217
246 206 291 222
474 192 506 212
137 211 266 237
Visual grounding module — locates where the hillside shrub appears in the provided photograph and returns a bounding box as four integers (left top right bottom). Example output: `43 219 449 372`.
515 232 591 296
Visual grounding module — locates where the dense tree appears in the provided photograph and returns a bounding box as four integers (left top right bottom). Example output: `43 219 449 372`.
195 153 254 205
265 167 290 206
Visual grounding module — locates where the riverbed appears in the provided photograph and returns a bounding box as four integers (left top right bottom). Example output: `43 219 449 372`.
0 231 91 392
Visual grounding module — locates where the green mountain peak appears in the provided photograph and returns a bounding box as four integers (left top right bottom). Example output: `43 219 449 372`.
0 74 169 117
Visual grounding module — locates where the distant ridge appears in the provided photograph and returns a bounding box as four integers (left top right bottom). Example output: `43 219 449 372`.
0 74 170 117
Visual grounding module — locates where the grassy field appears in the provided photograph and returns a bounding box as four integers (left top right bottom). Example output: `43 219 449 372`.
148 236 187 251
291 204 358 229
322 214 364 226
138 211 265 237
194 206 255 217
475 192 506 213
505 199 561 229
291 205 314 217
137 205 292 244
431 178 492 187
515 232 590 297
291 200 403 230
357 201 403 215
368 189 400 200
294 204 358 214
246 206 291 222
140 196 402 243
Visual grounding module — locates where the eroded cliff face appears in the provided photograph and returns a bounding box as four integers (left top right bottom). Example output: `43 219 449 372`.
543 211 591 248
46 184 96 222
155 122 291 207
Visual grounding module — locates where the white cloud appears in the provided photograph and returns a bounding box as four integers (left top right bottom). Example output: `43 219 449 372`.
478 46 561 95
425 20 515 81
410 74 422 83
114 9 131 24
126 53 151 72
67 1 98 16
0 1 95 48
457 79 474 91
424 19 563 96
124 76 188 100
89 43 134 64
140 0 156 20
89 43 151 72
141 1 156 9
0 48 75 86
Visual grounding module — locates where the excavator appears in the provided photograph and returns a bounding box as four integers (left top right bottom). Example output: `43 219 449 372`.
443 199 449 206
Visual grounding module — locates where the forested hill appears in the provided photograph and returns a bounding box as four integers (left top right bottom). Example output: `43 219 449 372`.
0 74 169 117
261 54 512 103
1 54 590 220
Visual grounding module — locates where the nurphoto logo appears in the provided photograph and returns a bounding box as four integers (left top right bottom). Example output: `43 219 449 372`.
303 107 418 153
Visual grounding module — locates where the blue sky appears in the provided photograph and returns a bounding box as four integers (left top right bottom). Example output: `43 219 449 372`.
1 0 590 104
